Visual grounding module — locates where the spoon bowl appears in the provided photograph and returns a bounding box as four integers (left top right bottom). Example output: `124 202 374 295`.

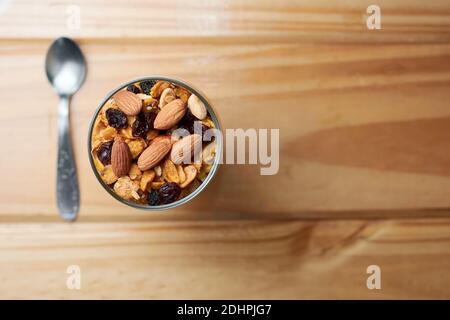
46 37 86 96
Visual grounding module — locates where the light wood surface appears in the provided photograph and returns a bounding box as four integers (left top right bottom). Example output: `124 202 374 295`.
0 0 450 299
2 218 450 299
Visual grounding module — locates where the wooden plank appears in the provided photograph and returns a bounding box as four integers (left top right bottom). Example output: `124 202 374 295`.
1 41 450 220
0 0 449 43
1 0 450 300
1 218 449 299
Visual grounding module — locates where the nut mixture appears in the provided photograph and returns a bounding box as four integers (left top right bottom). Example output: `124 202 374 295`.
90 79 217 206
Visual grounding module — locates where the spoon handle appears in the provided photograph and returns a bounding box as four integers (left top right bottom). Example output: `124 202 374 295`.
56 95 80 221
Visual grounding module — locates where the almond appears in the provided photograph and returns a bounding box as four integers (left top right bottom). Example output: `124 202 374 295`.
153 99 186 130
187 94 207 120
113 90 142 116
111 137 132 177
170 134 202 165
159 88 176 108
137 136 172 171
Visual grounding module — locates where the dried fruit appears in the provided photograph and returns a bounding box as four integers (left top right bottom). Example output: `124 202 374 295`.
127 84 141 94
159 88 176 108
140 170 155 191
97 140 114 166
132 111 156 138
99 100 117 126
137 135 172 171
153 99 187 130
179 110 211 139
111 137 132 177
179 109 197 129
188 94 207 120
113 90 142 116
140 80 157 95
106 108 128 129
147 190 159 205
157 182 181 205
180 165 197 188
162 159 180 183
92 79 216 207
170 134 202 165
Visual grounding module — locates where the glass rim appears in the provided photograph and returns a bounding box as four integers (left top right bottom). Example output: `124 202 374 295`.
87 75 222 211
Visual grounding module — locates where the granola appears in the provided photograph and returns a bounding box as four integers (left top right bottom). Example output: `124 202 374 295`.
91 79 217 206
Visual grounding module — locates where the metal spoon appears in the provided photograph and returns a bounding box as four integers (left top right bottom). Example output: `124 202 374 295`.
45 37 86 221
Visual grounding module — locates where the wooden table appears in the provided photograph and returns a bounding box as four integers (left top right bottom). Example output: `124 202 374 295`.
1 0 450 299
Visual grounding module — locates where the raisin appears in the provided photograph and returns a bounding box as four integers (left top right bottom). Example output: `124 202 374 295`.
147 183 180 206
132 111 157 137
132 113 148 138
179 109 197 129
96 140 114 166
147 190 159 206
105 108 128 129
145 111 157 128
126 84 141 94
181 120 210 142
157 182 181 205
140 80 157 95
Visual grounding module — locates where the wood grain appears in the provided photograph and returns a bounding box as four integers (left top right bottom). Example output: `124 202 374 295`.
1 218 450 299
1 40 450 219
1 0 450 300
1 0 449 43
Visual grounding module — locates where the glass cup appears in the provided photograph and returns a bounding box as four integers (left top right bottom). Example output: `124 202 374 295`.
87 76 222 210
